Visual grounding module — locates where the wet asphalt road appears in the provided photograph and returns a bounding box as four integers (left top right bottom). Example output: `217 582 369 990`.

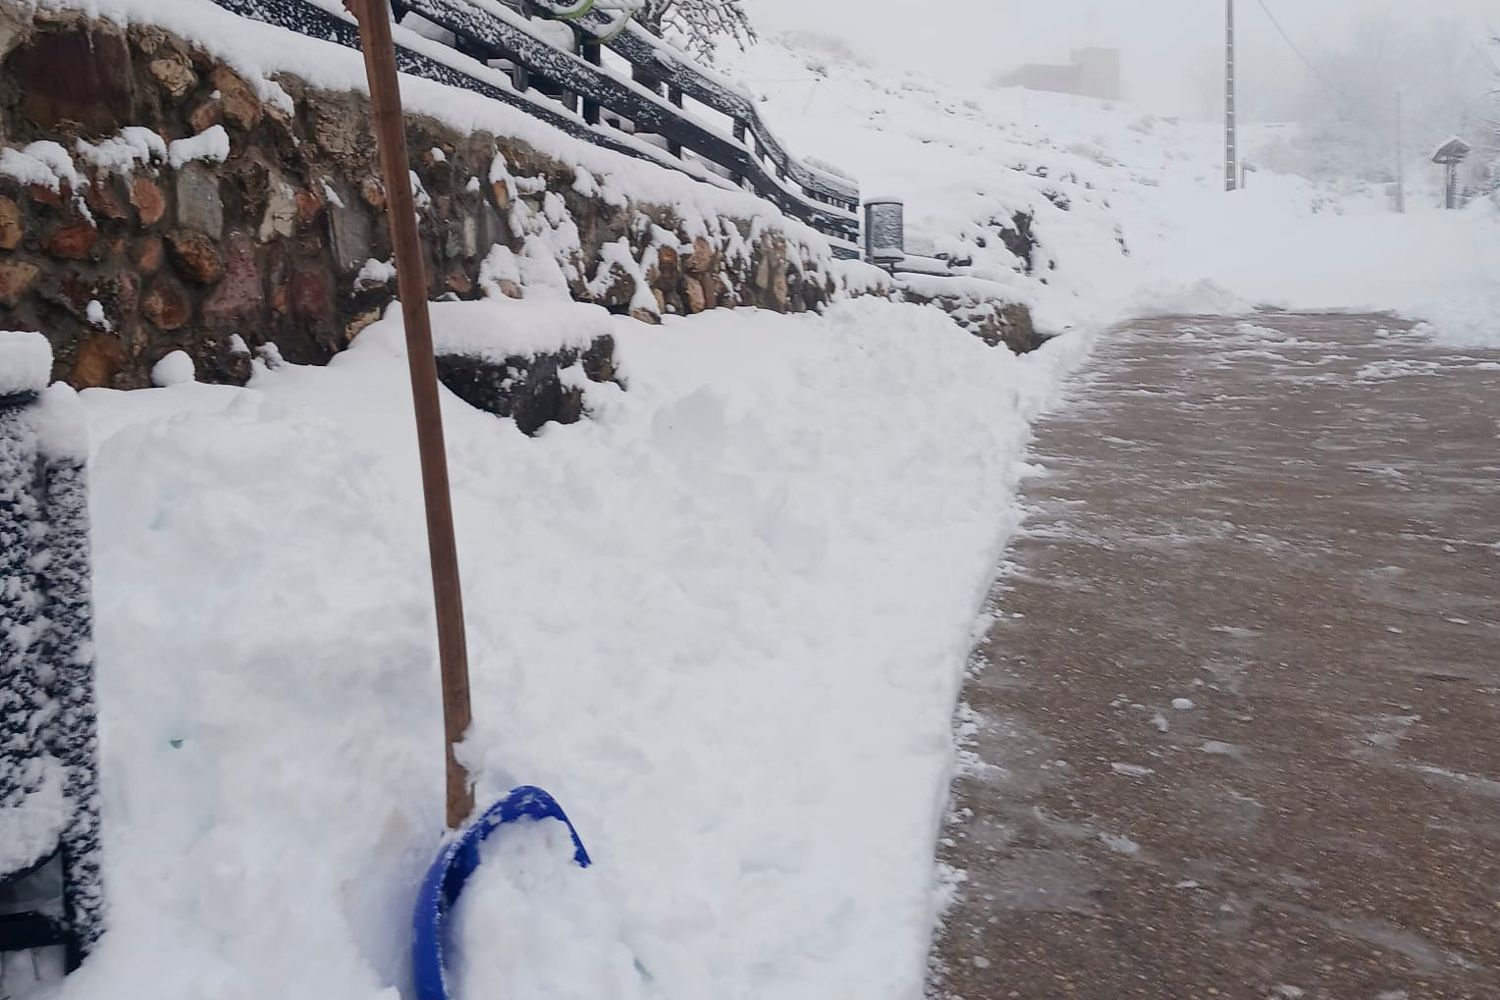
930 315 1500 1000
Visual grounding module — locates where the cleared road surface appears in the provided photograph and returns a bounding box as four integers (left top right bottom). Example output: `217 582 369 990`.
931 315 1500 1000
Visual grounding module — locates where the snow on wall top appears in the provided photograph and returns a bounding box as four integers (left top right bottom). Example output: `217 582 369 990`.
0 331 53 396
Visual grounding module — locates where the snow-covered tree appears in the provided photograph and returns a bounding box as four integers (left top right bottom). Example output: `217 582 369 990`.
636 0 756 62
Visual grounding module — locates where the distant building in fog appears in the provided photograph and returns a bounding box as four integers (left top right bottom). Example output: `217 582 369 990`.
1002 48 1122 102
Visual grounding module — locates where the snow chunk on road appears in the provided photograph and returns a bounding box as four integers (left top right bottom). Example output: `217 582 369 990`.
1171 698 1195 711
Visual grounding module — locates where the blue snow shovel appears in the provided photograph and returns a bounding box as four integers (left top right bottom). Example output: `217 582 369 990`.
411 787 592 1000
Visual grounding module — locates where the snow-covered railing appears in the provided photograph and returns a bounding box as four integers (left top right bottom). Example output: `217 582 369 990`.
0 333 103 981
205 0 861 254
562 9 860 211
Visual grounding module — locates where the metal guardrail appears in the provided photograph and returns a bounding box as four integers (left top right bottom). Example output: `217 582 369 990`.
206 0 861 254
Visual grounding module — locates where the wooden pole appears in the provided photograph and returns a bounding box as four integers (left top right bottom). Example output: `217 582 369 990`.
350 0 475 830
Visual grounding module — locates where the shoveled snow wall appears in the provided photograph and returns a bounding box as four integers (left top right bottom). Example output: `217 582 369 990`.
0 2 886 390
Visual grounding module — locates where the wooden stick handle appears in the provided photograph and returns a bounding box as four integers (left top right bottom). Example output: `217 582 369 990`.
352 0 475 830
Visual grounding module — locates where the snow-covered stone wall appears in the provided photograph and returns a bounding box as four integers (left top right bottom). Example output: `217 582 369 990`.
0 3 872 389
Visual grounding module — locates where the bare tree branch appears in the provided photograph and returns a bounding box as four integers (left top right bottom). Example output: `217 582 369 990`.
637 0 756 63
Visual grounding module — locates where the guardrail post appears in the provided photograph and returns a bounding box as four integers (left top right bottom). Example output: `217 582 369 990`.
581 36 602 126
863 197 905 267
666 86 683 157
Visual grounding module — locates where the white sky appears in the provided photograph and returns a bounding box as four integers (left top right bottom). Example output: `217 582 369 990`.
745 0 1499 117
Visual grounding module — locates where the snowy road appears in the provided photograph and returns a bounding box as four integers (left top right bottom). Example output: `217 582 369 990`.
931 315 1500 999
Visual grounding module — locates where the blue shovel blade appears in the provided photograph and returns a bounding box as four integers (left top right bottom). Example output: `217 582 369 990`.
411 786 591 1000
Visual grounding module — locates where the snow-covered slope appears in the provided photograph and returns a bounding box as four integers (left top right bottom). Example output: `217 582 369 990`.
722 32 1500 346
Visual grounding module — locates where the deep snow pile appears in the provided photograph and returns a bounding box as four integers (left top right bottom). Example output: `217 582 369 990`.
53 297 1085 1000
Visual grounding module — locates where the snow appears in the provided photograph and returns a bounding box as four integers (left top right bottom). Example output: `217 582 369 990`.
0 140 87 193
149 351 196 387
166 125 230 169
355 258 397 290
372 297 615 360
61 297 1084 1000
76 127 168 175
409 170 432 211
36 383 90 462
0 331 54 396
13 3 1500 997
86 301 112 332
0 757 67 875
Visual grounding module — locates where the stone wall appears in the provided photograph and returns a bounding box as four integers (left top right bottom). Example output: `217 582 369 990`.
0 4 844 389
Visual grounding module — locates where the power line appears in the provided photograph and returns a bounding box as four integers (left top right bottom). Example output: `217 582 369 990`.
1251 0 1359 106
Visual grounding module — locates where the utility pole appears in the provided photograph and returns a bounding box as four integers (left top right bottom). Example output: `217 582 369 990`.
1394 89 1406 213
1225 0 1239 192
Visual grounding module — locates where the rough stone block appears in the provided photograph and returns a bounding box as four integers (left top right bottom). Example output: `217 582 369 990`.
359 176 386 211
202 233 262 328
130 177 167 227
288 267 333 329
45 222 98 260
13 27 135 132
148 54 197 100
683 236 713 275
653 245 680 290
0 260 40 306
258 175 297 243
327 192 372 275
175 163 224 238
188 100 223 135
72 333 127 388
436 335 618 436
165 229 225 285
210 66 263 132
682 275 706 314
85 173 129 221
142 278 191 330
0 196 22 249
134 235 164 275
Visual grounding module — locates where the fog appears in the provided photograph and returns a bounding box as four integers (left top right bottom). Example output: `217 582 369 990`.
745 0 1498 123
